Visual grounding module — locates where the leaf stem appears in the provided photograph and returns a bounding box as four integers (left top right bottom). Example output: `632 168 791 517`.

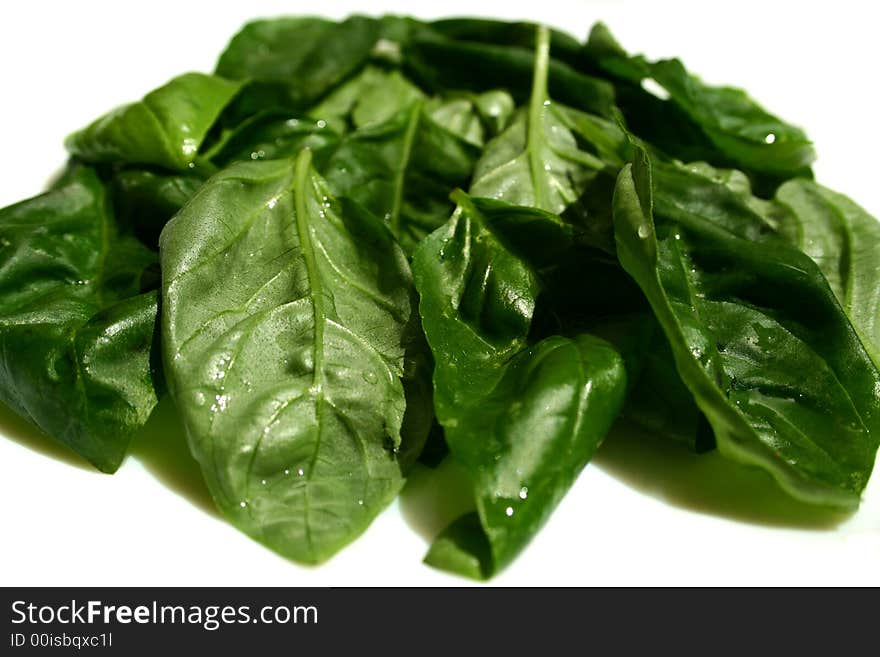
527 25 551 211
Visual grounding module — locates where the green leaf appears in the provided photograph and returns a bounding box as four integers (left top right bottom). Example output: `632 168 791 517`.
469 26 606 214
112 169 204 248
651 58 814 177
402 27 615 119
423 334 626 578
607 318 711 452
413 193 626 577
205 112 340 168
425 92 513 148
65 73 243 171
612 148 880 507
413 196 545 405
775 180 880 365
216 16 382 108
469 90 517 137
425 97 484 147
584 24 815 182
0 167 161 472
652 161 880 371
529 249 708 452
323 103 480 255
308 66 425 133
160 150 428 563
428 17 584 67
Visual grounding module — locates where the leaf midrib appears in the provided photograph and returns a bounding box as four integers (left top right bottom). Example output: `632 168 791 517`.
389 101 424 236
292 149 327 559
293 150 324 390
526 25 551 211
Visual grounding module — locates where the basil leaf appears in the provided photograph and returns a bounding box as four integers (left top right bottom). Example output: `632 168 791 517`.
615 321 712 452
612 147 880 507
424 90 517 148
775 180 880 365
469 26 606 214
323 104 480 255
206 112 339 168
402 28 614 119
309 66 425 133
670 162 880 369
584 24 815 183
428 17 583 66
161 150 428 563
424 334 626 578
524 239 707 453
649 58 814 178
65 73 243 171
413 193 626 578
216 16 382 109
0 167 161 472
112 169 205 249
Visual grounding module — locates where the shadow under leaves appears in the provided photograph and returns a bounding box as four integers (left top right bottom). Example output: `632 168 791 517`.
128 396 218 518
0 401 93 471
399 459 476 543
593 420 850 529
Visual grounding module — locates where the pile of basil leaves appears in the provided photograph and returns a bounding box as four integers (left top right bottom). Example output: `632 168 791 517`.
1 16 878 580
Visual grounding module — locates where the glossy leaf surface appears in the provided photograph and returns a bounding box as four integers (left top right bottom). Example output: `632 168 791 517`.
323 104 480 254
775 180 880 365
216 16 382 109
613 148 880 507
66 73 243 171
584 24 815 182
206 112 340 168
469 26 606 215
0 168 161 471
403 27 614 119
414 193 626 577
161 151 426 562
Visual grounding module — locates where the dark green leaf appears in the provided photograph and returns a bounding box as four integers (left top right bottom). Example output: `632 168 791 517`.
402 28 614 118
112 169 204 248
323 103 480 255
428 17 583 66
216 16 382 109
205 112 340 169
612 148 880 507
583 24 815 183
0 167 161 472
651 58 814 177
596 316 711 452
531 257 707 452
424 333 626 578
413 193 626 577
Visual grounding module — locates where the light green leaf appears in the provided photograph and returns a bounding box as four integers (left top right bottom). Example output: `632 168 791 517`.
161 150 427 563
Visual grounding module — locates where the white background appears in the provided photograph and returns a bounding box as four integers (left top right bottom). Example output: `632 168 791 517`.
0 0 877 586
